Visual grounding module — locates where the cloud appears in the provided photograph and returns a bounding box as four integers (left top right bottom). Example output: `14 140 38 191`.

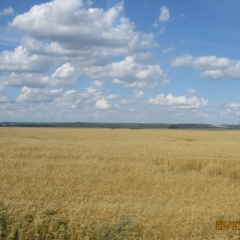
171 55 235 69
135 90 144 98
110 55 168 88
188 88 196 94
3 0 163 91
0 72 46 88
42 63 80 87
200 63 240 80
221 102 240 120
92 80 103 87
82 55 168 89
0 93 10 103
134 52 153 63
179 14 187 19
10 0 155 57
55 87 113 110
171 55 193 67
148 93 208 109
85 0 93 7
225 103 240 109
17 87 62 102
171 55 240 80
159 6 170 22
153 6 170 31
14 86 115 112
152 20 158 29
96 98 110 109
0 7 14 17
162 46 174 54
106 94 119 100
54 87 97 109
0 46 54 73
0 63 79 88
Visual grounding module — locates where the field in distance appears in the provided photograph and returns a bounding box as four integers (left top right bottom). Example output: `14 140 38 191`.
0 128 240 239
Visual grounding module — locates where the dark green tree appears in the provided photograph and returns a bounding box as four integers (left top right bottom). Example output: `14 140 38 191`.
168 124 179 129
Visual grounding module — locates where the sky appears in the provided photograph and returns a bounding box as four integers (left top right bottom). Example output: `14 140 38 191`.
0 0 240 124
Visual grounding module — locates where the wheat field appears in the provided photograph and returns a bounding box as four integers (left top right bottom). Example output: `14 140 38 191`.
0 127 240 239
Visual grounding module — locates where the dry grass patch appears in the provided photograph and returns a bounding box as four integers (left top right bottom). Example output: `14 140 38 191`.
0 128 240 239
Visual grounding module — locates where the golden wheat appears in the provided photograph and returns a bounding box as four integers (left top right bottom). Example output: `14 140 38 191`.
0 127 240 239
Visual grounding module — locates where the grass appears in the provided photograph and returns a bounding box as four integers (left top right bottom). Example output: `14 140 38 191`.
0 127 240 239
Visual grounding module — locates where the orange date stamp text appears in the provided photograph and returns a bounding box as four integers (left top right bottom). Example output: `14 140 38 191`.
216 220 240 230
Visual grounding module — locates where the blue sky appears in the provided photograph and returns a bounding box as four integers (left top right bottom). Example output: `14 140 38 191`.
0 0 239 124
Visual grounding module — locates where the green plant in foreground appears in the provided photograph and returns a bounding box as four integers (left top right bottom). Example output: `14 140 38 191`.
0 201 11 240
0 201 139 240
92 216 139 240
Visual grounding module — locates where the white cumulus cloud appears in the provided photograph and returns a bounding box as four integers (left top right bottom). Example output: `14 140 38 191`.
17 87 62 102
0 7 14 17
148 93 208 109
162 46 174 54
3 0 163 91
96 98 110 109
0 46 53 73
225 103 240 109
0 72 46 88
110 55 168 88
171 55 240 80
159 6 170 22
221 102 240 120
42 63 79 87
82 55 168 89
10 0 155 57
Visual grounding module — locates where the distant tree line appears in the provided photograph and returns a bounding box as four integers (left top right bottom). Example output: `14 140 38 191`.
168 124 179 129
